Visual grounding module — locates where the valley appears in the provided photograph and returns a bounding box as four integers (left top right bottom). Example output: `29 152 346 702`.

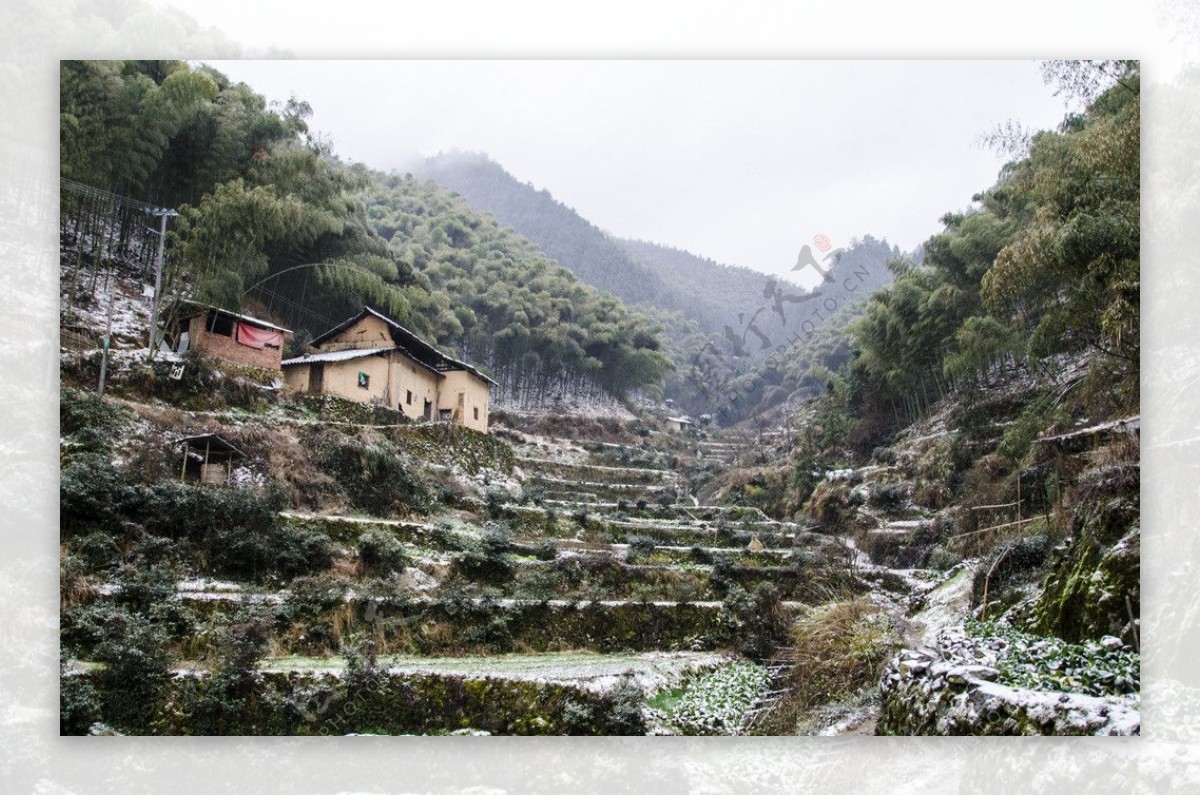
58 58 1141 737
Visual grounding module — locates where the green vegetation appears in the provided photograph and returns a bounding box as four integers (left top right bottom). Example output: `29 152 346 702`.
411 152 902 420
58 58 1141 737
966 619 1139 697
850 62 1139 428
650 661 770 735
361 172 672 400
60 60 672 403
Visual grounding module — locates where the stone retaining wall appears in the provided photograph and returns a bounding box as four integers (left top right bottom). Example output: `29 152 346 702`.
878 629 1139 736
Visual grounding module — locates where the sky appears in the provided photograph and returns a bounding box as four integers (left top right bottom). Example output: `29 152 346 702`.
204 58 1068 285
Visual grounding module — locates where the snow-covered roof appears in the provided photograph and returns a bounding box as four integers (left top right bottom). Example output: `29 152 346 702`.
307 307 497 386
667 416 693 425
281 347 392 366
179 302 292 334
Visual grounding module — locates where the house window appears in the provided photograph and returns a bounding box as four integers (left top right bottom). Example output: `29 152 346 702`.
406 390 413 405
207 312 235 337
473 406 479 421
358 372 370 389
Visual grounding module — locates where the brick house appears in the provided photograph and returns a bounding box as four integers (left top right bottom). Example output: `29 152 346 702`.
169 304 291 371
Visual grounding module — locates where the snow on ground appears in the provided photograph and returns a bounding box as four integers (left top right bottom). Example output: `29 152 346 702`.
908 563 976 646
257 650 731 693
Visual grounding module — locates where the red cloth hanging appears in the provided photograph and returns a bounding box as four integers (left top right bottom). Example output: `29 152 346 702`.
236 321 283 349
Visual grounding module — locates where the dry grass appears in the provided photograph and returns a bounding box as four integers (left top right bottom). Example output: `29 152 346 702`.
59 546 99 612
758 599 900 734
330 556 359 579
1086 434 1140 470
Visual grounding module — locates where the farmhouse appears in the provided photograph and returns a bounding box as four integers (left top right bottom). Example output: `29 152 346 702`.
169 304 291 371
282 307 494 433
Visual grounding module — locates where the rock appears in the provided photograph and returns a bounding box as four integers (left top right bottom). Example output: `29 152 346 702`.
946 667 970 685
1100 635 1124 650
962 665 999 681
399 566 439 592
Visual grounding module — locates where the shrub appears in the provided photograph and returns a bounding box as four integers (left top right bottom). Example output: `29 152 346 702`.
111 561 179 614
720 582 789 660
183 614 276 735
60 668 102 735
220 617 272 673
463 614 513 650
626 536 656 554
209 518 333 582
602 676 647 735
455 527 514 583
320 435 432 517
73 531 123 572
60 456 139 537
285 574 352 622
485 490 507 519
140 479 286 540
872 446 896 465
533 540 558 561
708 558 735 594
90 605 175 731
867 483 902 510
997 406 1049 464
75 479 333 582
357 530 409 577
60 389 130 459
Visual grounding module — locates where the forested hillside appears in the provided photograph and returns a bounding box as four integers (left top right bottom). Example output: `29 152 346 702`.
849 61 1139 431
413 151 901 419
359 172 671 403
416 152 838 345
60 61 671 405
654 236 899 421
416 152 682 311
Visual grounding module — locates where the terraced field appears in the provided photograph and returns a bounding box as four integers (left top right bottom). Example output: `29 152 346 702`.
61 401 871 735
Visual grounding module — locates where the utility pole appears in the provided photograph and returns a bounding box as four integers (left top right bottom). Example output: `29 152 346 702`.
146 206 179 361
97 271 116 398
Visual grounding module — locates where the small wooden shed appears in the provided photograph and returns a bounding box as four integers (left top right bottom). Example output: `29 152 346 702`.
178 433 246 485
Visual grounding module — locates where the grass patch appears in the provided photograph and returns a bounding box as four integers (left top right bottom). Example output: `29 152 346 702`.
757 598 901 734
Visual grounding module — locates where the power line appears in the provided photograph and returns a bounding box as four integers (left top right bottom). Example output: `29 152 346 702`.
60 178 169 215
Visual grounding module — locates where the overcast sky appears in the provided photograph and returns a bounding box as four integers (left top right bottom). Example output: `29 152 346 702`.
203 58 1068 284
